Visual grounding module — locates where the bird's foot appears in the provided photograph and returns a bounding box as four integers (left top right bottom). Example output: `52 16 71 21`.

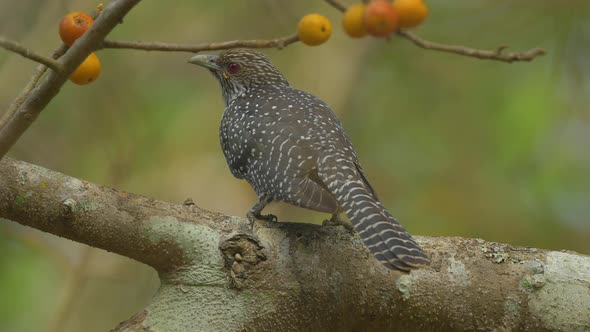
247 211 278 230
322 214 354 232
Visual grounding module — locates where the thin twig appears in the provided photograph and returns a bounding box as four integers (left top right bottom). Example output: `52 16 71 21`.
101 34 300 53
0 37 63 72
397 30 545 63
323 0 346 12
0 45 68 131
323 0 545 63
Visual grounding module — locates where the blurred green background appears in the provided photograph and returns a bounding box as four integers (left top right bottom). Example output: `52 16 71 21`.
1 0 589 331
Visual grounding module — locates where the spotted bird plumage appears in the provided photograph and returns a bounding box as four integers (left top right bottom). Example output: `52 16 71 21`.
189 49 429 271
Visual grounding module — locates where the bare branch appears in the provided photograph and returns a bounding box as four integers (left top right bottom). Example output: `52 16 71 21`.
323 0 545 63
397 30 546 63
0 33 298 147
0 37 63 72
0 0 142 159
101 34 300 53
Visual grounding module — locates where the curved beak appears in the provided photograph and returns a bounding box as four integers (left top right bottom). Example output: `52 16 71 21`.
188 54 221 70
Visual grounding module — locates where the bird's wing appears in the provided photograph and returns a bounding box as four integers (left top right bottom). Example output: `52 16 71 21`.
242 99 340 213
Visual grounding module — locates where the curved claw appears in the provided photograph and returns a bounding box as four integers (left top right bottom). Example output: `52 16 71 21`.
247 194 276 230
247 212 278 230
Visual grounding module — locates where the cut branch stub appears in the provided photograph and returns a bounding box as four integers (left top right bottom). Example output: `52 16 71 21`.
219 233 267 289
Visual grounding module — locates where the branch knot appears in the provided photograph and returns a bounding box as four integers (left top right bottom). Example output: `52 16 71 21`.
219 233 267 289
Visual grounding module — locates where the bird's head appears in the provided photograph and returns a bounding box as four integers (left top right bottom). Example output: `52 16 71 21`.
189 49 289 106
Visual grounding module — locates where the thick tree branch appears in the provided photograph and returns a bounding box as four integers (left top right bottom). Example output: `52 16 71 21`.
1 157 588 332
100 34 299 52
324 0 545 63
0 157 222 271
0 37 63 71
0 0 142 159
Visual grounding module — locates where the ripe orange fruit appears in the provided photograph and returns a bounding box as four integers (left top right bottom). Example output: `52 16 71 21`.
342 3 368 38
364 0 399 37
70 53 101 85
297 14 332 46
392 0 428 28
59 12 94 46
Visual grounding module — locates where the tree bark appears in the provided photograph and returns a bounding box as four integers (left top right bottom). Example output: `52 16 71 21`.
0 157 588 332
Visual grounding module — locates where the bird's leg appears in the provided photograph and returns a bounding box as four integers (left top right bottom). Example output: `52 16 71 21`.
247 194 277 229
322 213 354 232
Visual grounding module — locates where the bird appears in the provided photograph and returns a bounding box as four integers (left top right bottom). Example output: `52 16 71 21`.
189 49 429 272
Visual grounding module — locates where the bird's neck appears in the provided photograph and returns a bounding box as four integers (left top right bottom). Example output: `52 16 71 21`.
222 82 290 108
222 85 246 107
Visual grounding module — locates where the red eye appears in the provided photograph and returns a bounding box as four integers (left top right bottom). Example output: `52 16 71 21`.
227 63 240 74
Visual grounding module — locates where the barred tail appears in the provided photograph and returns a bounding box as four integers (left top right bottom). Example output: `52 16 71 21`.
320 161 430 271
